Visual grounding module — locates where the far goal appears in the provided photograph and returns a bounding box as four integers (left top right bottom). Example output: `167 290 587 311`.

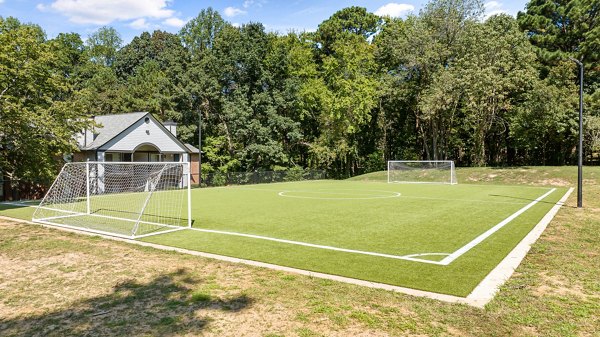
387 160 457 184
32 162 192 239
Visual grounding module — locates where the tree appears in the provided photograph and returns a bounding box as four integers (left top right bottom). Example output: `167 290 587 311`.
316 6 380 56
114 30 189 79
374 0 484 162
180 7 226 58
85 26 122 67
518 0 599 87
0 17 90 184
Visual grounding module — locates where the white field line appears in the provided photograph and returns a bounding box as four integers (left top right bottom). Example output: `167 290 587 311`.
188 227 447 265
32 218 186 239
464 187 573 307
2 201 35 207
439 188 556 266
34 207 183 229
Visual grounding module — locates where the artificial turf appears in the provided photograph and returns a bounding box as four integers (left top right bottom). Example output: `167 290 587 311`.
0 174 569 296
143 180 567 296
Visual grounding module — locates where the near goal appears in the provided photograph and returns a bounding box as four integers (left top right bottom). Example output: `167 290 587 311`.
32 162 192 239
387 160 457 184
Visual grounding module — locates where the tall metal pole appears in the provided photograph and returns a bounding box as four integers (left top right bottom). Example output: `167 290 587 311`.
570 58 584 208
198 111 202 187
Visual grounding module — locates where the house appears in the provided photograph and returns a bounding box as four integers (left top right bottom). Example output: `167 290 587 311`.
75 112 200 183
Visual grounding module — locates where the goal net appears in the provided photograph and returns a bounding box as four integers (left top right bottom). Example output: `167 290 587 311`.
387 160 457 184
32 162 192 239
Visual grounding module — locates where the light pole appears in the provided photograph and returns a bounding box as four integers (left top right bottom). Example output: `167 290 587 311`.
569 57 583 208
198 110 202 188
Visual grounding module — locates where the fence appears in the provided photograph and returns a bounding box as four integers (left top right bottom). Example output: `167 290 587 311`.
201 169 328 187
0 179 49 201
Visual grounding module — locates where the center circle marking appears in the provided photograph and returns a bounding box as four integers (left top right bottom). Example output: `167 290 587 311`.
278 189 401 200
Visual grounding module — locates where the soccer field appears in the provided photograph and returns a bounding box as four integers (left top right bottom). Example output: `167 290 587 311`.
134 179 568 297
0 174 570 298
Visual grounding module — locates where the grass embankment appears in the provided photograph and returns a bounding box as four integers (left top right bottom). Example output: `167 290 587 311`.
0 166 599 336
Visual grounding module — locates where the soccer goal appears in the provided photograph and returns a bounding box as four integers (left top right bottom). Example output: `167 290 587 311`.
32 162 192 239
387 160 457 184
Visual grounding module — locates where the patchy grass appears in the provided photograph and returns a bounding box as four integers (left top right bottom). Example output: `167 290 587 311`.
0 166 599 336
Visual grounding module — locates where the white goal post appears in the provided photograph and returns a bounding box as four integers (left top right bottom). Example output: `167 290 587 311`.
387 160 457 185
32 161 192 239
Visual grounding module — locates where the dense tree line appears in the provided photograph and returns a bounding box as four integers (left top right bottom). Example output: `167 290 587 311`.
1 0 598 183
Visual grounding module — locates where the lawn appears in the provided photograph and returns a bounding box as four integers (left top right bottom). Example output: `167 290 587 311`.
1 166 598 336
1 167 570 297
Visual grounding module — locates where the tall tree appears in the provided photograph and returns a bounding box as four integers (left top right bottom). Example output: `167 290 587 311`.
0 17 90 183
518 0 599 88
316 6 380 56
180 7 226 58
85 26 122 67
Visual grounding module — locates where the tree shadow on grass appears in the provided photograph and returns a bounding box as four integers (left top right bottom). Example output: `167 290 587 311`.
0 268 252 337
488 194 567 207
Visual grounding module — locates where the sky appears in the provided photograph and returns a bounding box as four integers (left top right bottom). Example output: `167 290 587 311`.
0 0 530 43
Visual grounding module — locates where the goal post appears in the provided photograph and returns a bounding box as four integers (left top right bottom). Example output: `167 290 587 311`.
32 161 192 239
387 160 457 185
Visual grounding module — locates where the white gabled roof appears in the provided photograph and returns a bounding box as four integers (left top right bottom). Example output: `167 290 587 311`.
81 112 190 153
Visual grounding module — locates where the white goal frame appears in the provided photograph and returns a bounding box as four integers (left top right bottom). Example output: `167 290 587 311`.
32 161 192 239
387 160 457 185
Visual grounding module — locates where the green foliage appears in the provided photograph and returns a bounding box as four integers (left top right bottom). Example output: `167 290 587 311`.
0 17 91 183
517 0 599 100
3 0 599 185
316 6 381 55
85 26 122 67
180 7 226 58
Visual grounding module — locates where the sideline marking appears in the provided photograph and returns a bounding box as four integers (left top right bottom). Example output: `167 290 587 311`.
439 188 555 265
189 227 445 265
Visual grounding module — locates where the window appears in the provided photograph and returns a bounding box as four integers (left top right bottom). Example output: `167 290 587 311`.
123 153 132 162
174 154 180 162
105 153 123 162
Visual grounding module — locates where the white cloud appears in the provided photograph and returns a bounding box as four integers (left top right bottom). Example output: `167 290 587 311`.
484 1 502 10
243 0 266 8
374 3 414 18
163 17 187 28
129 18 149 30
38 0 174 25
483 1 508 19
224 6 246 17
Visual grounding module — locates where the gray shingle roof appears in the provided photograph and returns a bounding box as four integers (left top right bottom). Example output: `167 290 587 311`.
82 112 149 150
185 143 200 154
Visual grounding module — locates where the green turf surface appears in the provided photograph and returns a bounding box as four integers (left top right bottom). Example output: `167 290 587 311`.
0 171 569 296
142 179 566 296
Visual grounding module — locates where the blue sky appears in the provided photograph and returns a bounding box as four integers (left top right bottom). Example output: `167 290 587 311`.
0 0 529 43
